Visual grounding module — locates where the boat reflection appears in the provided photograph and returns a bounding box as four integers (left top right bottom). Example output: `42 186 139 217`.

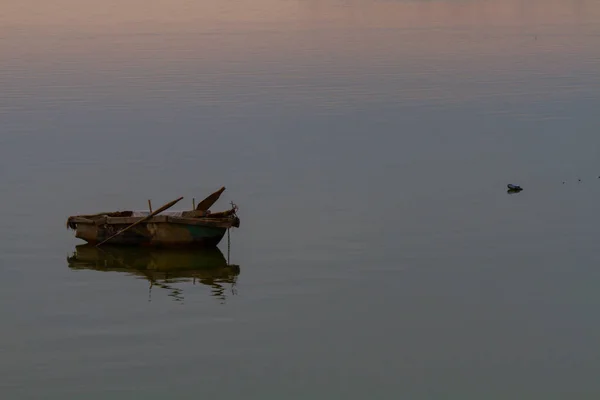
67 245 240 303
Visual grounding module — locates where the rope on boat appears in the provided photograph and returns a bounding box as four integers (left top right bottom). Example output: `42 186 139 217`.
230 201 239 216
226 201 238 265
227 227 231 265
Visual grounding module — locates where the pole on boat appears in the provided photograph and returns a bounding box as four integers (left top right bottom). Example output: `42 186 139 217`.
96 196 184 247
148 199 153 213
192 198 196 210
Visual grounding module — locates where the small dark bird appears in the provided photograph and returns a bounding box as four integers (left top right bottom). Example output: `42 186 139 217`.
578 179 581 182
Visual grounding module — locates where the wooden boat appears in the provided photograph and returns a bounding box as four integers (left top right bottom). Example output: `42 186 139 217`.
67 244 240 301
66 187 240 247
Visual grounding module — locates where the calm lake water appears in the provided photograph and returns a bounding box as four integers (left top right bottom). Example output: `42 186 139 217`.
2 0 600 398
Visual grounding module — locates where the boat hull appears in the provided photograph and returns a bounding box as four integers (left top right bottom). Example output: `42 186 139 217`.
75 220 228 247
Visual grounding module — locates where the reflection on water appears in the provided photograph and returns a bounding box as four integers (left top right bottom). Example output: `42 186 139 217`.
67 245 240 303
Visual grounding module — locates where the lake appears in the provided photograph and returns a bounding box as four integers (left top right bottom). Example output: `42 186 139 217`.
1 0 600 398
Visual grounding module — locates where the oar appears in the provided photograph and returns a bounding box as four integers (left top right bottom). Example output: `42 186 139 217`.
96 196 184 247
196 187 225 211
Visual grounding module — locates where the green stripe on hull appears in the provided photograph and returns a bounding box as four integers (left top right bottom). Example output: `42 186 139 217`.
184 225 227 246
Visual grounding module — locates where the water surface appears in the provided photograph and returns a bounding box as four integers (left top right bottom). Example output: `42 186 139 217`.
1 0 600 398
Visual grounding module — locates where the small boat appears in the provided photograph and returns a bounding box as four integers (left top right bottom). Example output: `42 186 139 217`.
507 184 523 191
66 187 240 247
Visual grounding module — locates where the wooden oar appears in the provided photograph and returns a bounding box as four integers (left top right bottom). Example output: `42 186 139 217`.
196 186 225 211
96 196 184 247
